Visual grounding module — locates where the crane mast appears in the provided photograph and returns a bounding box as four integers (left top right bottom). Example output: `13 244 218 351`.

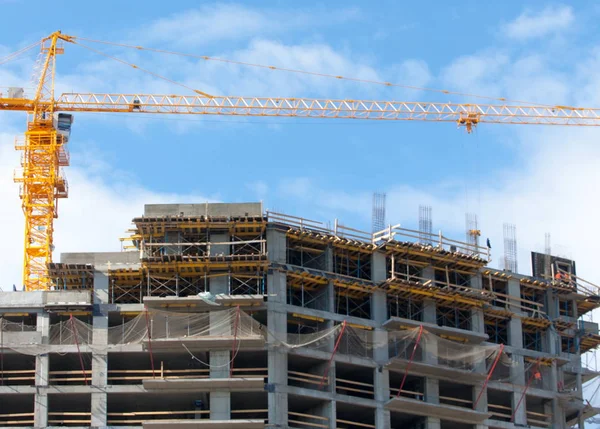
2 31 600 290
13 32 73 291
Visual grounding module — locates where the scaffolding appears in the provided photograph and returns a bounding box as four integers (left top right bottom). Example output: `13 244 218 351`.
37 206 600 428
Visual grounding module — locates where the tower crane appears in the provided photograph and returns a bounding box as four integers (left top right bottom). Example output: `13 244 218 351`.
2 31 600 291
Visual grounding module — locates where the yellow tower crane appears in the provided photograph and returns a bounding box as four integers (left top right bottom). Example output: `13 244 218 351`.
2 31 600 291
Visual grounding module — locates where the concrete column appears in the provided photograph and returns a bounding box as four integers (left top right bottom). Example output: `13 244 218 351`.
267 309 288 427
267 227 286 264
426 416 441 429
34 311 49 428
425 378 439 405
326 281 335 313
422 266 436 325
209 270 232 419
267 228 287 304
91 269 109 428
511 390 527 426
210 233 230 295
325 400 336 429
470 272 482 290
266 229 288 427
371 251 391 429
550 397 566 429
473 384 487 413
547 290 559 320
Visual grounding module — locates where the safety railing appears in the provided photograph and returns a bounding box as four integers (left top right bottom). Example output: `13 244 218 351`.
388 386 425 400
288 370 328 390
0 369 36 385
267 212 373 243
439 395 473 409
49 369 92 385
488 403 511 422
107 409 268 425
335 418 376 429
335 377 374 399
0 412 34 427
108 365 268 384
527 410 552 427
374 224 490 260
267 211 489 260
48 412 91 426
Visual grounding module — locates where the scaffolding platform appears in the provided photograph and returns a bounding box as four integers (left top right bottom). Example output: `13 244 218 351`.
142 420 265 429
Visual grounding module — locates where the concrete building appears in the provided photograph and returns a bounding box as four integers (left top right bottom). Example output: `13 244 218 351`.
0 202 599 429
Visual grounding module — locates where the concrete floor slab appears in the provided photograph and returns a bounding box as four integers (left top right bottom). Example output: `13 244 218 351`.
386 359 486 384
142 419 265 429
145 336 265 351
385 397 490 424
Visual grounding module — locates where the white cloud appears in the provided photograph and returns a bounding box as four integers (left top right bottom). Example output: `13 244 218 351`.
246 180 268 200
139 3 359 48
441 51 569 105
503 5 574 40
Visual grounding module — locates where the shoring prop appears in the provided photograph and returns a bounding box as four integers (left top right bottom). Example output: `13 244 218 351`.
473 344 505 409
511 357 542 422
69 314 88 385
229 305 241 378
144 309 156 378
396 325 424 398
318 320 347 390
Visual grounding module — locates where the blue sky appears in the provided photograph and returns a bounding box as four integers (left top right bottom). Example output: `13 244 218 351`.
1 1 599 281
2 0 600 418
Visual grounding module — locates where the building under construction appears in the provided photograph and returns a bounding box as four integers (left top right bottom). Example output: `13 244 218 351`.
1 202 600 429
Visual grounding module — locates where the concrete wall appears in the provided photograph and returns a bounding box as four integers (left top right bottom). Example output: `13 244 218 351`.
60 251 140 265
144 202 262 217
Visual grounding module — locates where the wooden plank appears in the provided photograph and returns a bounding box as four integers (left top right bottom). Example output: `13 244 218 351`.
288 418 328 428
288 412 329 422
336 418 375 428
336 377 374 388
336 385 373 396
289 370 327 380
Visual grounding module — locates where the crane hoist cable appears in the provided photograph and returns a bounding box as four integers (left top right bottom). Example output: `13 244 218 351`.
72 36 553 107
0 41 41 66
71 40 212 97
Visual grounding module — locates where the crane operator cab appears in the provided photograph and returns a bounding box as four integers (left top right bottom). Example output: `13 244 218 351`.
53 113 74 143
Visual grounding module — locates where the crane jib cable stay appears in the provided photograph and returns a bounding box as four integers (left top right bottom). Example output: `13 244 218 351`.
2 30 600 290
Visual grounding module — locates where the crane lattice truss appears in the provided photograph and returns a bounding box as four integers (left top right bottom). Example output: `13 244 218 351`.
3 31 600 290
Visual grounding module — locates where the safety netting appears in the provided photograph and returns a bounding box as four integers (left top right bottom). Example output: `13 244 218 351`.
1 309 514 381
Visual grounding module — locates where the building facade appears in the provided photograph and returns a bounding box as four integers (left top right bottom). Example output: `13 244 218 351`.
0 202 598 429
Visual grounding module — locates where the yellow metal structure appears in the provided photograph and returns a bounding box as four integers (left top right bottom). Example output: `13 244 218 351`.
11 32 73 291
3 31 600 290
